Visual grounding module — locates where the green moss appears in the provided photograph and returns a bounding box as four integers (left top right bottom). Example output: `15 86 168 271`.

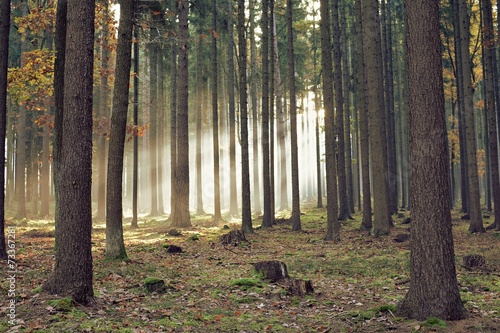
31 285 43 294
229 278 263 288
424 317 447 328
376 304 397 313
48 297 74 312
144 277 163 285
188 234 200 241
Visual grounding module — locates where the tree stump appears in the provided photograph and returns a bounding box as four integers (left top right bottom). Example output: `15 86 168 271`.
165 244 183 253
287 279 314 296
168 229 181 236
144 278 166 293
462 254 486 270
253 260 289 282
220 230 247 246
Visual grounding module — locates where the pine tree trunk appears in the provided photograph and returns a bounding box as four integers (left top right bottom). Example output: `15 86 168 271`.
398 0 466 319
239 0 253 234
212 0 221 222
321 0 339 241
44 0 95 305
195 24 204 215
149 18 159 217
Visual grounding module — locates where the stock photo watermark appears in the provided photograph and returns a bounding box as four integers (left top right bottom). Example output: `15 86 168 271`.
6 226 18 328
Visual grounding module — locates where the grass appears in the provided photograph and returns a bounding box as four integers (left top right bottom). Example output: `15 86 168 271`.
0 206 499 332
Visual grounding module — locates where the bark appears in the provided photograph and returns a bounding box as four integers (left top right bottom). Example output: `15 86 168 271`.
458 0 484 233
355 0 372 231
362 0 390 236
261 0 272 228
212 0 221 222
171 0 191 228
195 23 204 215
398 0 466 319
132 15 139 228
43 0 95 305
320 0 339 241
169 36 177 222
238 0 253 234
481 0 500 231
0 0 10 260
332 0 348 221
287 0 301 231
105 0 134 261
149 18 159 217
269 0 276 221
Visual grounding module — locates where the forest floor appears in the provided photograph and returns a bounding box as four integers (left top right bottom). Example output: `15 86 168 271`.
0 205 499 333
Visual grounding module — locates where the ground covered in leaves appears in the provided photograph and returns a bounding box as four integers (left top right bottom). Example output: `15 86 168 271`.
1 206 499 332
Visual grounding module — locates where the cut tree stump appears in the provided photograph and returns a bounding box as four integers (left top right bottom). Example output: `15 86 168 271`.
463 254 486 270
220 230 247 246
253 260 289 282
287 279 314 296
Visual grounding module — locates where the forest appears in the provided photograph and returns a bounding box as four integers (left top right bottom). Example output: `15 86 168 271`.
0 0 499 332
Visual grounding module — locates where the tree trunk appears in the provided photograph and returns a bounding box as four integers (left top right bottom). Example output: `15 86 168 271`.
195 24 204 215
287 0 301 231
105 0 134 261
132 12 139 228
481 0 500 231
261 0 272 229
355 0 372 231
43 0 95 305
458 0 484 233
321 0 340 241
238 0 253 234
0 0 10 259
169 35 178 222
212 0 221 222
171 0 191 228
362 0 390 236
149 18 159 217
398 0 466 319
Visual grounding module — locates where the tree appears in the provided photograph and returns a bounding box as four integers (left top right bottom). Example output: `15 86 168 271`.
131 2 139 228
238 0 252 234
397 0 466 320
261 0 273 228
0 0 10 260
211 0 221 222
320 0 339 241
171 0 191 228
355 0 372 231
288 0 301 231
482 0 500 231
362 0 391 236
105 0 135 261
43 0 95 305
332 0 348 221
227 0 239 218
458 0 484 233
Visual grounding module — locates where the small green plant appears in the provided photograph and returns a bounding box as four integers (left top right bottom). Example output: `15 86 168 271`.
376 304 397 313
188 234 200 241
424 317 447 329
48 297 74 312
31 286 42 294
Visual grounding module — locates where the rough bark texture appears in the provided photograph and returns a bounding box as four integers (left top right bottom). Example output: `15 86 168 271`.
355 0 372 231
211 0 221 222
261 0 273 229
195 24 204 215
287 0 301 231
149 18 159 217
397 0 466 320
332 0 348 221
43 0 95 305
362 0 390 237
238 0 253 234
171 0 191 228
0 0 10 259
459 0 484 233
320 0 340 241
105 0 135 261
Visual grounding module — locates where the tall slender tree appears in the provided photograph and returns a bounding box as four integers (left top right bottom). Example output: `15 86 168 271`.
149 12 160 217
43 0 95 305
398 0 466 319
0 0 11 260
458 0 484 233
131 0 139 228
321 0 339 241
105 0 135 260
239 0 253 234
362 0 391 236
171 0 191 228
212 0 221 222
288 0 301 231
